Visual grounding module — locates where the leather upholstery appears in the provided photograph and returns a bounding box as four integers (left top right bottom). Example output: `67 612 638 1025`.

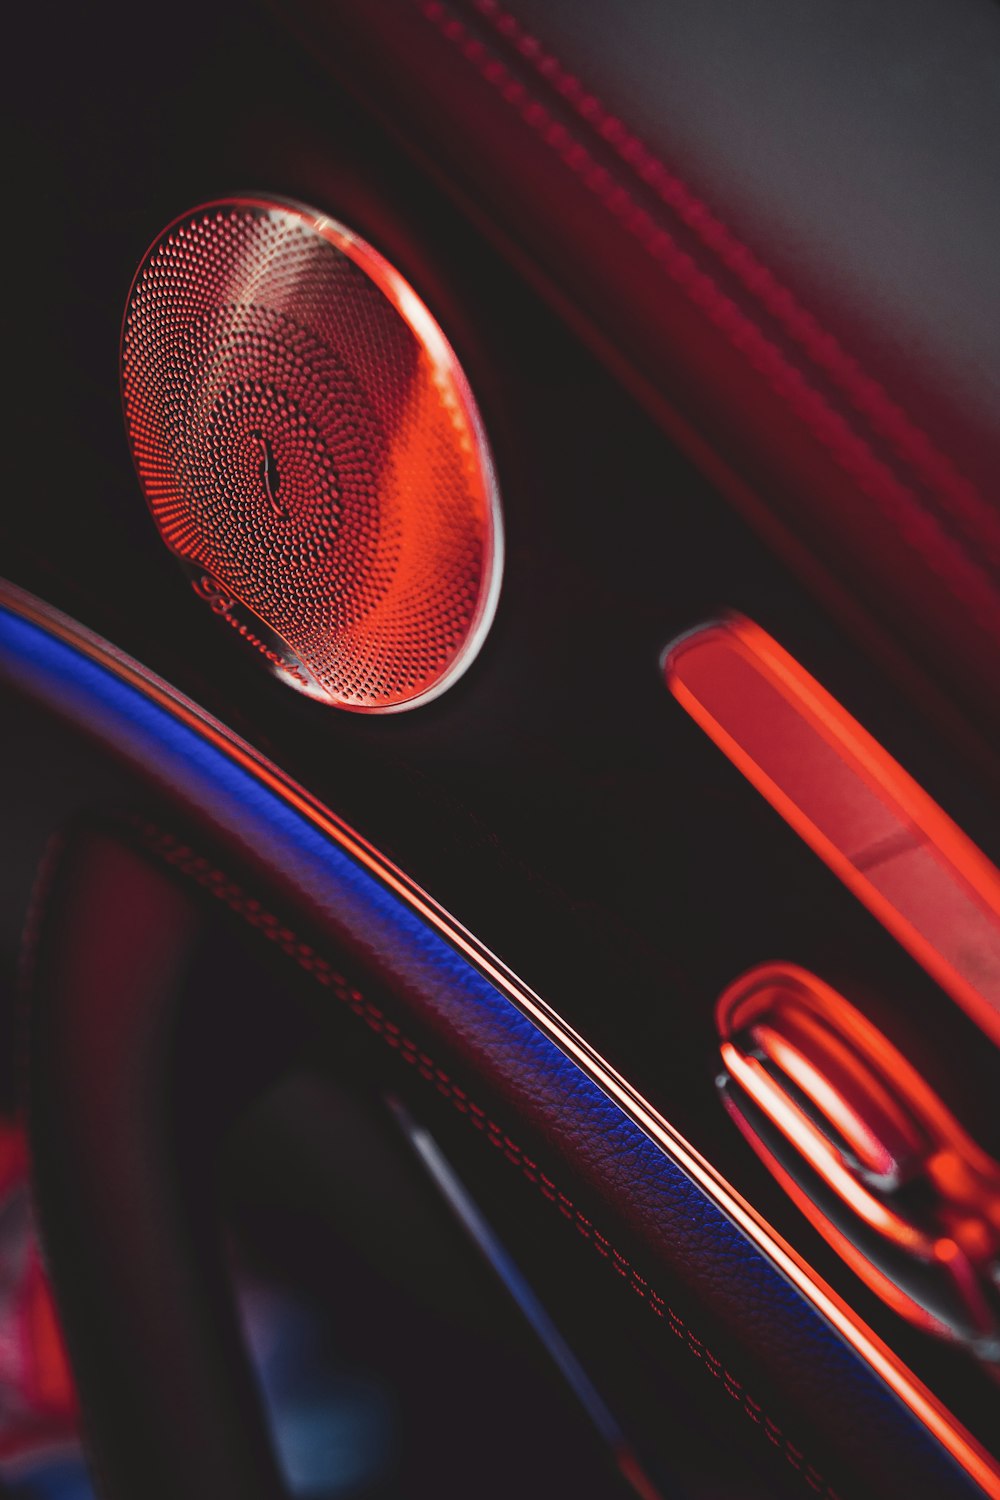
276 0 1000 742
26 831 288 1500
2 600 987 1499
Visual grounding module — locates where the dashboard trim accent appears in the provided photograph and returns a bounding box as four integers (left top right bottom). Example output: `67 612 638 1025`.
1 580 996 1498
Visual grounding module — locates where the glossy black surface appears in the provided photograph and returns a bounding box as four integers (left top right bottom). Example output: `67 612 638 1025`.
6 0 999 1450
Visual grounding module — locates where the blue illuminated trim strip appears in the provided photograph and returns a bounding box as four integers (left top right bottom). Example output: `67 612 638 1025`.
0 582 994 1498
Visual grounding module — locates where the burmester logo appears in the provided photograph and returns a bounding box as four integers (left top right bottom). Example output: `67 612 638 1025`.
191 574 311 688
191 573 236 615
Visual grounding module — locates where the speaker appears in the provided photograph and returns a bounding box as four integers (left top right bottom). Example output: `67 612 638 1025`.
121 198 503 712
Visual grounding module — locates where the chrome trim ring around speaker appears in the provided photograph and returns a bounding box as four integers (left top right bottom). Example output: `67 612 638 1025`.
121 197 503 713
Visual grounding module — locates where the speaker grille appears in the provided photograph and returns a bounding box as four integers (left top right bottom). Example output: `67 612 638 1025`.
121 199 502 711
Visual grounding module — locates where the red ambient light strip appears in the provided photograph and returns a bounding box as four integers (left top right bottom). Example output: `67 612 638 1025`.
2 583 998 1497
665 618 1000 1049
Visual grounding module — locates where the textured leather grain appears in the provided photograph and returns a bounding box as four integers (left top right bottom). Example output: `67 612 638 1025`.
275 0 1000 742
2 602 990 1499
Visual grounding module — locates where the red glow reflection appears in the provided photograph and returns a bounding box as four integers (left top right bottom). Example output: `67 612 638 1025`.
718 966 1000 1353
6 585 999 1497
666 617 1000 1048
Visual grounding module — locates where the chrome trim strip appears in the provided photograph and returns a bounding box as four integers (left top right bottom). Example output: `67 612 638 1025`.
1 579 996 1497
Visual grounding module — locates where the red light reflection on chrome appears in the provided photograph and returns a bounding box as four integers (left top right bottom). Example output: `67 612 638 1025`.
750 1023 899 1180
665 617 1000 1048
719 1085 956 1341
718 966 1000 1357
4 584 999 1498
720 1043 926 1250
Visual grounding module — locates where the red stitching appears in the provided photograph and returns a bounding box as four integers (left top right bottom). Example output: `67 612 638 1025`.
419 0 1000 632
468 0 1000 571
129 817 841 1500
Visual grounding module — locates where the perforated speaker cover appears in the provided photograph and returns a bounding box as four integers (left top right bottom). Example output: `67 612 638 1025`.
121 198 503 711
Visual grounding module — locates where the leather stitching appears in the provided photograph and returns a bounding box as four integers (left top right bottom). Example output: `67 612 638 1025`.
468 0 1000 572
419 0 1000 632
127 815 842 1499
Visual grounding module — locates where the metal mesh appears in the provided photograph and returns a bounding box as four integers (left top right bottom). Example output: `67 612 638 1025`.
122 200 501 710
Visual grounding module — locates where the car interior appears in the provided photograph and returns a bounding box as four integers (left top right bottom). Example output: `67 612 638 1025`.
3 2 999 1497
